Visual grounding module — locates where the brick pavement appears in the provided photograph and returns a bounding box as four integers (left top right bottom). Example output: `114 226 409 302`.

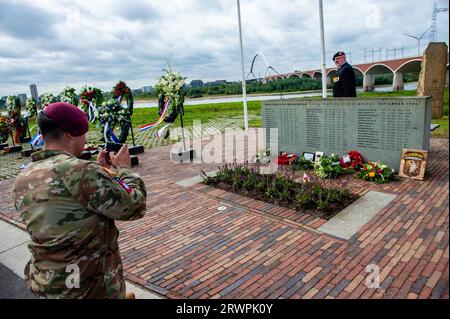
0 133 448 299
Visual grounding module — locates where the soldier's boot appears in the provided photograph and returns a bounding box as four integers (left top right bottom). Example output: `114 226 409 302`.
125 292 135 299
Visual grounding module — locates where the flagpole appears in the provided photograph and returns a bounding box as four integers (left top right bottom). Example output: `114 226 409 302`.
236 0 249 130
318 0 327 99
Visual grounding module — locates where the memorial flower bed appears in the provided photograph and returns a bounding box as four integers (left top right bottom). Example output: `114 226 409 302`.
201 163 358 219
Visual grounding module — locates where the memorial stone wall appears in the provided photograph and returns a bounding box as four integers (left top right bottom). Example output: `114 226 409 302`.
262 97 432 171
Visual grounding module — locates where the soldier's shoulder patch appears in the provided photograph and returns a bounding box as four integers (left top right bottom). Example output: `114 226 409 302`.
113 177 133 193
333 76 340 83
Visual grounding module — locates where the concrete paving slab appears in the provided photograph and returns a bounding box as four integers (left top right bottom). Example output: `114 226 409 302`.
0 221 30 253
318 191 397 240
176 170 218 187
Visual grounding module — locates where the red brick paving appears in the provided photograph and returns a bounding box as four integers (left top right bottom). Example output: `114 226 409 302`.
0 135 448 299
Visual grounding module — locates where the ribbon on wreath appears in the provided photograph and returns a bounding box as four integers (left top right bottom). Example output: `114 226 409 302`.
88 101 98 123
139 99 171 133
103 122 120 144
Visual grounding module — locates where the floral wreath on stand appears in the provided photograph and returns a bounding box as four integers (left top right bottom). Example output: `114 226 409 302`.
59 87 78 106
6 96 21 114
25 97 38 118
79 86 104 123
40 93 56 108
112 81 133 111
6 96 26 144
0 114 12 144
152 65 186 138
97 99 131 142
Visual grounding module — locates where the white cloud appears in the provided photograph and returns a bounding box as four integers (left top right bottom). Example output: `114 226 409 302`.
0 0 448 96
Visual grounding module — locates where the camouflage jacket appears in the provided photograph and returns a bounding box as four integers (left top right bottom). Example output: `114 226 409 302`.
13 150 147 299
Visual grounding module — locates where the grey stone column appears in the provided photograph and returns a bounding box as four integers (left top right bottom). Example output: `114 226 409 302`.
363 73 374 91
393 72 404 91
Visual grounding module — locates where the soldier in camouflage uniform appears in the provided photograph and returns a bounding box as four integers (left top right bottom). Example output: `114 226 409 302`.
13 102 147 299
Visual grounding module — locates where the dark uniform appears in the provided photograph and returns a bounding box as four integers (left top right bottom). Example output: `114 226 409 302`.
332 61 357 97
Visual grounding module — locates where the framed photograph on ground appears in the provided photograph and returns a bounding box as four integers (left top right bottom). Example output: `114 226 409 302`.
303 152 315 162
315 151 324 163
399 149 428 180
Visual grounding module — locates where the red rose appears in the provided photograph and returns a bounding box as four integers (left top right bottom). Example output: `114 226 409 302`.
376 169 381 174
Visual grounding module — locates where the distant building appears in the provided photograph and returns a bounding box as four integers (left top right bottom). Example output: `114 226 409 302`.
190 80 203 88
141 86 154 93
17 94 27 106
30 84 39 102
204 80 227 86
131 89 142 95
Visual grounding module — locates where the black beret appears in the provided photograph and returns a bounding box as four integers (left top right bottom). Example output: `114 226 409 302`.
333 51 346 61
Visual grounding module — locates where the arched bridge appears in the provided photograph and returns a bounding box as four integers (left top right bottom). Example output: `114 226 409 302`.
265 55 449 91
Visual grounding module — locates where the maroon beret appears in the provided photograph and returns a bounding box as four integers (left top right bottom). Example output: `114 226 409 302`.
43 102 88 136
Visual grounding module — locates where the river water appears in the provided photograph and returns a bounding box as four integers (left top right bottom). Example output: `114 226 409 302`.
133 82 418 109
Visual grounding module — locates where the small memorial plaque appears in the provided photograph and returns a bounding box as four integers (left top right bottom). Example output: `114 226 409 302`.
303 152 315 162
342 154 351 164
315 151 324 163
399 149 428 180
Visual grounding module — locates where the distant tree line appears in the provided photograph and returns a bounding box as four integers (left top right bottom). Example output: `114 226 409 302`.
131 72 420 99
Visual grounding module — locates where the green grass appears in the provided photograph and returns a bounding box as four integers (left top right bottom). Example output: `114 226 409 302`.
130 100 263 128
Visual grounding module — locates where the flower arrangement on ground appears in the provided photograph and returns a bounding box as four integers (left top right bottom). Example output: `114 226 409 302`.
340 150 364 171
314 154 345 178
357 161 396 184
59 87 78 106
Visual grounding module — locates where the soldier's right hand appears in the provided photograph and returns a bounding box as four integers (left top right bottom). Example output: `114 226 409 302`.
109 144 131 169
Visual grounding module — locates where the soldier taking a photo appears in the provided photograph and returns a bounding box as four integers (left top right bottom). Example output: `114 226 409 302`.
13 102 147 299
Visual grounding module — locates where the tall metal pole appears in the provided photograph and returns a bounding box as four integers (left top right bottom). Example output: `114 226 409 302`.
318 0 327 98
236 0 249 130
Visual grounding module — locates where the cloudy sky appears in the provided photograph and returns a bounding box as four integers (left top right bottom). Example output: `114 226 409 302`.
0 0 448 96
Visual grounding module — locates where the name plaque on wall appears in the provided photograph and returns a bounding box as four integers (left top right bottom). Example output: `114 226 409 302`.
262 97 432 171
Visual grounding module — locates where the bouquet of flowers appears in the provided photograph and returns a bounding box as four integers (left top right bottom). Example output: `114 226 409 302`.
357 161 395 184
6 96 20 114
340 150 364 171
79 86 104 116
40 93 56 108
314 154 344 178
98 99 131 127
155 64 186 109
59 87 78 106
0 115 12 143
25 97 38 117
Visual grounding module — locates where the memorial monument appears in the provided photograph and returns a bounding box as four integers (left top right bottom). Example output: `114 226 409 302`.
417 42 448 119
263 97 432 171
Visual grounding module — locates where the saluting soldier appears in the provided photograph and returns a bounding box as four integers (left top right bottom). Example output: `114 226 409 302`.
332 51 357 97
13 102 147 299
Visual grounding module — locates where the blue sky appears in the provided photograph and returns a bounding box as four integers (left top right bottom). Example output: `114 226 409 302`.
0 0 448 96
